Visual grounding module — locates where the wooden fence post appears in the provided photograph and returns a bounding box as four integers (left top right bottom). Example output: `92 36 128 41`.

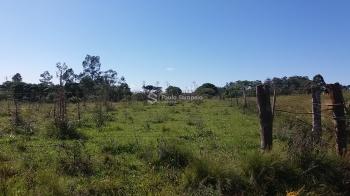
13 98 21 126
311 86 322 144
272 88 277 119
327 83 347 156
256 85 273 150
243 87 247 108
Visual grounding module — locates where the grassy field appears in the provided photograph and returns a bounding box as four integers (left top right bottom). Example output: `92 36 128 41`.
0 94 349 195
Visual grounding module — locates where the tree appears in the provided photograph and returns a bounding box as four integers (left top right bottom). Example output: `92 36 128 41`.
79 76 95 99
102 69 118 86
62 68 76 84
9 73 24 125
39 71 53 85
165 86 182 96
10 73 25 101
195 83 219 97
143 85 162 95
81 55 101 81
12 73 22 83
109 83 132 101
56 62 69 86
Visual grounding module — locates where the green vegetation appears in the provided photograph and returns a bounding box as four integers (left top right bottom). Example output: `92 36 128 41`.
0 95 349 195
0 57 349 195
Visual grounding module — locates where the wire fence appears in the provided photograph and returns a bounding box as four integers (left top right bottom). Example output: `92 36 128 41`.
0 88 349 138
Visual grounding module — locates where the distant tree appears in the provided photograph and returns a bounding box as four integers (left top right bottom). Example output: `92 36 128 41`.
217 87 226 99
102 69 118 86
9 73 25 101
62 68 77 84
79 55 115 99
132 92 148 101
264 78 272 86
165 86 182 96
312 74 326 88
56 62 69 86
270 76 311 94
81 55 102 81
65 83 83 99
224 80 262 98
39 71 53 86
110 83 132 101
195 83 219 97
143 85 162 95
12 73 22 83
79 76 95 99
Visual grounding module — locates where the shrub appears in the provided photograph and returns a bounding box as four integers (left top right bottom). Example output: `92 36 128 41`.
0 163 18 181
195 129 214 138
132 92 148 101
34 170 67 195
7 120 35 135
186 116 205 130
83 179 126 195
47 120 82 140
161 126 171 132
92 102 113 128
155 140 192 169
192 99 204 105
149 113 169 124
102 139 140 155
183 158 247 195
286 128 350 194
241 152 299 195
0 163 19 194
57 142 93 176
240 147 350 195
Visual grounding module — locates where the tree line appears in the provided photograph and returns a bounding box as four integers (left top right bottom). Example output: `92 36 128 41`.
0 55 132 102
1 56 349 102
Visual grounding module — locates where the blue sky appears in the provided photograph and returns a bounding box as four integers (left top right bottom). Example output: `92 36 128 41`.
0 0 349 91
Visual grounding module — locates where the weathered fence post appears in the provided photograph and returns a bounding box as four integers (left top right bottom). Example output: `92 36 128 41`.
272 88 277 119
13 98 21 126
256 85 273 150
327 83 347 156
243 87 247 108
311 86 322 144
